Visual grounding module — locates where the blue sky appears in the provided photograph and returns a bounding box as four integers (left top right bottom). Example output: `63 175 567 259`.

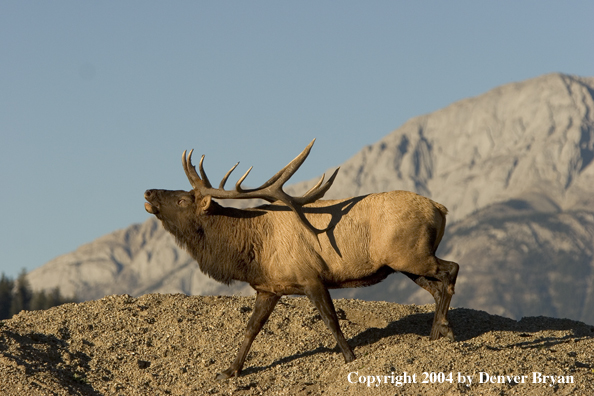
1 1 593 278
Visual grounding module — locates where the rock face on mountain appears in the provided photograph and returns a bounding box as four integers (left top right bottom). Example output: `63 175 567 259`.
440 202 594 324
289 73 594 222
27 73 594 324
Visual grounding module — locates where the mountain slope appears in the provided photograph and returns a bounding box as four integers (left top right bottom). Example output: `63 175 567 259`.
290 73 594 222
27 73 594 324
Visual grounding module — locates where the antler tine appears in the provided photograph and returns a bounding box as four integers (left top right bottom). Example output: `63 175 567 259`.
182 149 204 190
198 155 213 189
219 162 239 189
182 149 189 174
275 138 316 186
235 166 254 191
236 139 315 193
295 167 340 204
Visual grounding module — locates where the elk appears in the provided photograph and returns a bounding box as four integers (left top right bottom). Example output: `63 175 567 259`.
144 139 459 380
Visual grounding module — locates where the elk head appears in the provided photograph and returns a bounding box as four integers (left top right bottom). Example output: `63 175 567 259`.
145 139 339 235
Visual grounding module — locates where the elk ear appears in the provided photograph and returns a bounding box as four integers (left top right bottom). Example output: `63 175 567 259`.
199 195 213 214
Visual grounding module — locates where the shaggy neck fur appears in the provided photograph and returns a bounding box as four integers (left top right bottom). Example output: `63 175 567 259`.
160 204 268 286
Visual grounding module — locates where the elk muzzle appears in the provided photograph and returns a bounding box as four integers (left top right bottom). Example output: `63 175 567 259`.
144 190 160 214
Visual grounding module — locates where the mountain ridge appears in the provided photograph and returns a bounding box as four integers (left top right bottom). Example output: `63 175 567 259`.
27 73 594 324
289 73 594 221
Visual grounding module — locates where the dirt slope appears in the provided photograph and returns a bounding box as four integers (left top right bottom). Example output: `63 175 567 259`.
1 294 593 395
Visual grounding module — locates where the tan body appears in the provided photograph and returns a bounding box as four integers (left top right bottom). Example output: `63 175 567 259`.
254 191 447 295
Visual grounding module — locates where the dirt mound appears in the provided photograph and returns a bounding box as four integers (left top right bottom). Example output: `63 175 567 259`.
0 294 592 395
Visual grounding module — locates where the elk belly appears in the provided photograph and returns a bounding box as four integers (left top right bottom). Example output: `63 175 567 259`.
324 266 396 289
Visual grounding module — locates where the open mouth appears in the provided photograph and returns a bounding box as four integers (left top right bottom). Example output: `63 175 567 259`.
144 190 160 214
144 201 159 214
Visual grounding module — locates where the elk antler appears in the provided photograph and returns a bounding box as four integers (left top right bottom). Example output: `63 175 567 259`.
182 139 339 235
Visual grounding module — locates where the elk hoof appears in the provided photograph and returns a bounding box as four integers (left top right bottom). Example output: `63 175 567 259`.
443 328 455 342
343 351 356 363
215 367 239 380
430 323 455 342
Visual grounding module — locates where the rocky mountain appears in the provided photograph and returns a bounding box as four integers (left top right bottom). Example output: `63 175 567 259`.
27 73 594 324
288 73 594 222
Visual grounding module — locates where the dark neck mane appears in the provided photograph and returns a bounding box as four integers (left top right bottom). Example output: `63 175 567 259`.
162 206 268 286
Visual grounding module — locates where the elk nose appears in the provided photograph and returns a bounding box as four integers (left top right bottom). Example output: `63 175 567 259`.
144 190 155 199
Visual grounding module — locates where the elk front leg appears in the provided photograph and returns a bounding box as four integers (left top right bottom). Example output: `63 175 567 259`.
304 282 356 363
216 291 281 380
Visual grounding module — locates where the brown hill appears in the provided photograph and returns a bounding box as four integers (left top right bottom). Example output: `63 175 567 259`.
1 294 593 395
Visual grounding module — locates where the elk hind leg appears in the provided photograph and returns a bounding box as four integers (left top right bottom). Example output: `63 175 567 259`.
404 258 459 341
216 290 281 380
304 282 355 363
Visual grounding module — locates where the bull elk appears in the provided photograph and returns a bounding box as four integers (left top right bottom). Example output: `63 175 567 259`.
144 139 459 380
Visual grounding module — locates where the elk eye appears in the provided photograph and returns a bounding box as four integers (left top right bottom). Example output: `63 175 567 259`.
177 198 189 206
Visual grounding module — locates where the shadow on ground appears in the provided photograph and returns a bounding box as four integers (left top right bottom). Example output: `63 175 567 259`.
240 307 594 377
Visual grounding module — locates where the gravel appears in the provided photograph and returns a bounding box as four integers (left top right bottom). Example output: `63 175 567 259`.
1 293 593 395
